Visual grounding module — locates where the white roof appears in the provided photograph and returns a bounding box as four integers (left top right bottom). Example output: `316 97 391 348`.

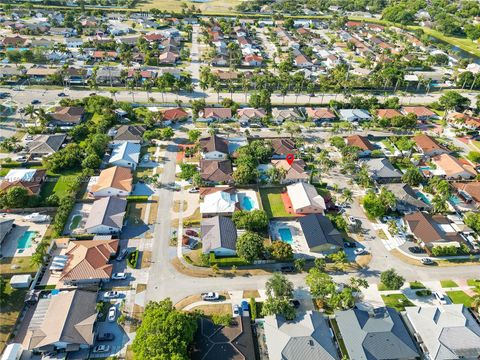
287 182 326 212
109 142 140 165
200 191 238 214
5 168 37 182
404 74 419 81
1 343 22 360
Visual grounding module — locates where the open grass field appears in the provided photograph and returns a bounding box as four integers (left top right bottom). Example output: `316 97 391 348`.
446 290 473 307
0 257 38 276
138 0 246 13
0 282 27 353
259 187 292 218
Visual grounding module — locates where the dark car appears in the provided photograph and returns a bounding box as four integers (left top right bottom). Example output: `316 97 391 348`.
241 300 249 312
344 241 357 248
116 248 128 261
280 265 295 273
0 92 10 99
289 299 300 308
31 99 41 104
97 333 115 341
185 229 199 237
57 92 67 97
409 246 425 254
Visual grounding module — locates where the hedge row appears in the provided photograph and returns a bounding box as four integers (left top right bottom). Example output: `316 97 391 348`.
127 195 149 202
127 250 139 269
209 252 250 267
249 298 257 320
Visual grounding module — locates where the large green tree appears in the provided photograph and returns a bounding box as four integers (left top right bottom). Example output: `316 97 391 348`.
236 231 264 261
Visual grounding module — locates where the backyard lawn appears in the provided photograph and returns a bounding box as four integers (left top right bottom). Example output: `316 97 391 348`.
40 169 84 202
0 257 38 276
0 281 28 353
440 280 459 288
381 294 414 311
446 291 473 307
259 187 292 218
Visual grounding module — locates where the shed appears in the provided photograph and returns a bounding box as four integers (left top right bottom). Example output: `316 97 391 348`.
9 274 32 289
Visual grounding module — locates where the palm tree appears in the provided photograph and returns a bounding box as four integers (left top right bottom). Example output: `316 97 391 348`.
342 189 353 204
109 89 118 102
472 295 480 313
24 104 37 120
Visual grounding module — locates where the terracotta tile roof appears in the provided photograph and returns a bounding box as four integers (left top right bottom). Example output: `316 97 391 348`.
432 154 476 178
0 169 46 195
414 134 447 154
453 182 480 203
91 166 133 194
92 51 118 58
201 107 232 119
306 108 336 120
161 107 189 121
60 239 118 282
272 159 308 180
402 106 435 118
376 109 402 119
271 138 296 155
346 135 375 151
50 106 85 124
199 135 229 154
200 159 233 182
237 108 266 119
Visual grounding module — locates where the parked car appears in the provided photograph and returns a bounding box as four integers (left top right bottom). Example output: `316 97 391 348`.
188 239 198 250
97 333 115 341
434 291 448 305
344 241 357 248
409 246 425 254
201 292 220 301
89 92 96 96
93 345 111 353
57 92 67 97
241 300 249 312
15 155 28 163
116 249 128 261
112 272 127 280
142 154 150 162
108 306 116 322
354 248 367 255
280 265 295 273
348 216 359 225
233 304 240 317
0 92 10 98
104 291 119 299
31 99 41 104
421 257 434 265
188 187 200 193
289 299 300 309
185 229 199 237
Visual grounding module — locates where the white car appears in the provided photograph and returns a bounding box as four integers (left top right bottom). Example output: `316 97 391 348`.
112 272 127 280
108 306 116 322
104 291 119 299
434 291 448 305
233 304 240 317
348 216 359 225
201 292 220 301
354 248 367 256
93 345 110 353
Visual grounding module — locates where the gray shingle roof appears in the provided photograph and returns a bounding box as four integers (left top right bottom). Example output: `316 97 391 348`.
201 216 237 253
85 197 127 231
335 307 419 360
298 214 344 250
27 134 67 155
360 158 402 181
384 183 431 211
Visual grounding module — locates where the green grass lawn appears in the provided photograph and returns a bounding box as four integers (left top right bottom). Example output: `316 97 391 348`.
259 187 292 218
446 291 473 307
440 280 459 288
381 294 415 311
410 281 426 290
40 169 84 202
0 282 28 353
467 279 480 287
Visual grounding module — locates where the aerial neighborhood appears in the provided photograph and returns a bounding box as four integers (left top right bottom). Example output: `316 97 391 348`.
0 1 480 360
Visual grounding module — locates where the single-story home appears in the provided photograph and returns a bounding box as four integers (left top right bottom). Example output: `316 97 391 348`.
201 216 238 256
109 142 141 170
271 159 309 183
431 154 476 179
84 197 127 234
383 183 431 213
26 133 67 157
199 135 229 160
161 107 189 123
452 181 480 206
359 158 403 183
198 107 232 122
111 125 145 144
270 138 297 159
286 182 326 214
306 107 336 123
0 218 14 248
414 134 449 157
376 108 402 119
200 190 239 216
402 106 436 121
298 214 344 253
338 109 371 122
49 106 85 127
345 135 375 157
90 166 133 197
0 168 46 196
200 159 233 184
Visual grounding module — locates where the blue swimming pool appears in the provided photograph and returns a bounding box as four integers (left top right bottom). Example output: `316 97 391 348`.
416 191 431 205
17 231 35 249
278 228 293 244
241 196 255 211
449 195 461 205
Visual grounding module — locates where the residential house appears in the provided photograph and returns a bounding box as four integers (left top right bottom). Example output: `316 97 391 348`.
111 125 145 145
26 133 67 157
0 218 14 248
384 183 431 213
26 67 59 82
1 35 27 47
271 159 309 183
360 158 403 183
200 159 233 184
298 214 344 253
84 196 127 234
26 290 97 353
339 109 372 122
159 51 180 64
402 106 436 121
49 106 85 127
335 307 419 360
306 107 337 123
294 53 313 68
200 189 239 216
53 238 118 286
108 142 141 170
286 182 326 214
270 138 297 159
271 109 301 125
160 108 189 124
64 37 83 48
237 108 266 126
191 315 256 360
452 181 480 206
431 154 476 179
403 211 465 249
414 134 449 157
264 311 339 360
91 50 118 62
64 67 88 85
90 166 133 197
199 135 229 160
0 66 24 82
96 67 122 86
201 216 238 256
404 305 480 360
244 54 263 66
345 135 375 157
0 169 46 196
198 107 232 122
376 108 402 119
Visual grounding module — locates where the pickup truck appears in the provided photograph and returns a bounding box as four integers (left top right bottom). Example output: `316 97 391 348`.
201 292 220 301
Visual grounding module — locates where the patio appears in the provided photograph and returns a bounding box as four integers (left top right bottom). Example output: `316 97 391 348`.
269 220 321 258
63 203 92 235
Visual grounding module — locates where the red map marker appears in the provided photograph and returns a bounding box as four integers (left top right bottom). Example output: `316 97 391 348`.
286 154 295 165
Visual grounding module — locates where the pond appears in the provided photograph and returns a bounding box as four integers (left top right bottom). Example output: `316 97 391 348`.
429 36 480 64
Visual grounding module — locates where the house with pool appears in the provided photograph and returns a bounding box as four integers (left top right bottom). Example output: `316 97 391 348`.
200 187 259 217
286 182 326 214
